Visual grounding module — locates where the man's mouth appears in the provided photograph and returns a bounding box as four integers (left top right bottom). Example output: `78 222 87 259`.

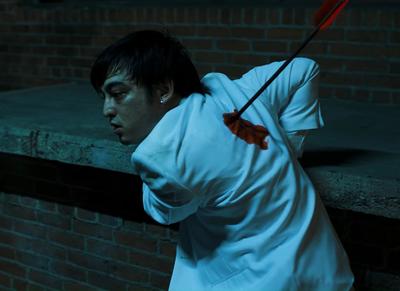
111 123 123 134
113 126 123 134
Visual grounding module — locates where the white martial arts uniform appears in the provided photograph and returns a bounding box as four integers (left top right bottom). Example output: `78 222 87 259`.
131 57 354 291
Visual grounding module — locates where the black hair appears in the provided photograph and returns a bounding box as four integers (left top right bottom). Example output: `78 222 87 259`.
90 29 210 99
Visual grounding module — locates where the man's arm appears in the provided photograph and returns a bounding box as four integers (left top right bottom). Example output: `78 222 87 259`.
236 57 324 157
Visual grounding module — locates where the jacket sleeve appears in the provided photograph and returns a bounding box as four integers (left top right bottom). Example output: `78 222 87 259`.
132 151 202 225
237 57 325 157
276 57 324 132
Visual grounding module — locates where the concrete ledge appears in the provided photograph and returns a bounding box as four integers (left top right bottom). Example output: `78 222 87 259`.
1 82 399 219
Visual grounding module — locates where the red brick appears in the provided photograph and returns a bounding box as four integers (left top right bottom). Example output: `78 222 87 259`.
254 8 269 25
348 10 363 27
130 250 173 274
345 29 387 43
48 229 85 250
63 280 97 291
183 7 198 24
231 27 265 39
289 41 327 55
196 64 214 76
73 220 113 241
144 223 169 239
181 38 213 50
87 271 127 291
75 208 98 223
243 7 254 24
68 249 111 273
294 9 307 26
231 7 242 25
220 7 232 25
86 238 129 263
169 25 196 37
370 91 392 104
37 211 71 230
31 239 67 261
206 7 220 24
330 43 384 59
0 245 15 260
364 74 399 89
214 65 246 79
114 230 158 253
345 60 389 74
13 220 46 239
15 250 49 271
98 213 123 228
0 272 12 288
150 272 171 290
112 261 150 283
2 203 37 221
0 258 26 277
157 7 170 24
12 278 29 290
32 46 57 56
159 240 176 258
174 7 185 24
0 214 13 229
50 260 86 281
217 39 250 52
38 200 56 212
390 11 400 28
333 87 351 100
313 28 345 42
390 31 400 44
197 26 231 38
28 269 62 290
194 51 228 64
167 228 179 241
127 283 151 291
269 8 281 25
231 53 270 66
252 41 288 53
281 8 294 25
19 196 37 208
267 28 304 40
351 88 371 103
386 45 400 59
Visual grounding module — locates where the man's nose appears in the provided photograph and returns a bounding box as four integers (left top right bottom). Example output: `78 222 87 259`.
103 98 116 118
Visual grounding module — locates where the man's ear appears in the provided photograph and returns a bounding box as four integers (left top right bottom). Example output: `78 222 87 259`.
154 80 174 104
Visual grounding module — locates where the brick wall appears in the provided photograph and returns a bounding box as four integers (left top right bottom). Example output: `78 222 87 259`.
1 152 400 290
0 152 178 291
0 1 399 104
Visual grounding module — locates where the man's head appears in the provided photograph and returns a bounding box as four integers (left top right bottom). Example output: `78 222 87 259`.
90 29 208 145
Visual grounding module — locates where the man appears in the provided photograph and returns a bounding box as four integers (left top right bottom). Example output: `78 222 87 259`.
90 30 355 291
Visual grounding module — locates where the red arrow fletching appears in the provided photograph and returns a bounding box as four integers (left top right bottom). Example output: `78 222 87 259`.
314 0 349 30
223 110 269 150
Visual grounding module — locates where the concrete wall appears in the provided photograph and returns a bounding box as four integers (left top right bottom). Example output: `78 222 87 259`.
0 1 399 104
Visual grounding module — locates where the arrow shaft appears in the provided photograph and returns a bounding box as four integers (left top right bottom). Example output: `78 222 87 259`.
236 0 347 118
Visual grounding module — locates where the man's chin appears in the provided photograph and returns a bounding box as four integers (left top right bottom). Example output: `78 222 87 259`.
118 135 132 145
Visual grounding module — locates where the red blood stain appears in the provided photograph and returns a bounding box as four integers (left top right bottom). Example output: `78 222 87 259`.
223 110 269 150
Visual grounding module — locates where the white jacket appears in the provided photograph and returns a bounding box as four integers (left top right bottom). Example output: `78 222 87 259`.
131 57 354 291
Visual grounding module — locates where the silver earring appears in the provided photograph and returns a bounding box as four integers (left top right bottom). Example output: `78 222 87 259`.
160 97 167 104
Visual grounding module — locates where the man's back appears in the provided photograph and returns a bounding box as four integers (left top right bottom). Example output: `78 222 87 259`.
131 57 354 291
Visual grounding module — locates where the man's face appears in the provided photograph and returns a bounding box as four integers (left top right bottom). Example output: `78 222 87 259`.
100 71 163 145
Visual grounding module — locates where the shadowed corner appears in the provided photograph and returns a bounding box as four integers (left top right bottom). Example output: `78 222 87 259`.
298 148 374 168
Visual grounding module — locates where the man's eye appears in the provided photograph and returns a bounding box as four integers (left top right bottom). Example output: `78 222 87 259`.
112 92 127 99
